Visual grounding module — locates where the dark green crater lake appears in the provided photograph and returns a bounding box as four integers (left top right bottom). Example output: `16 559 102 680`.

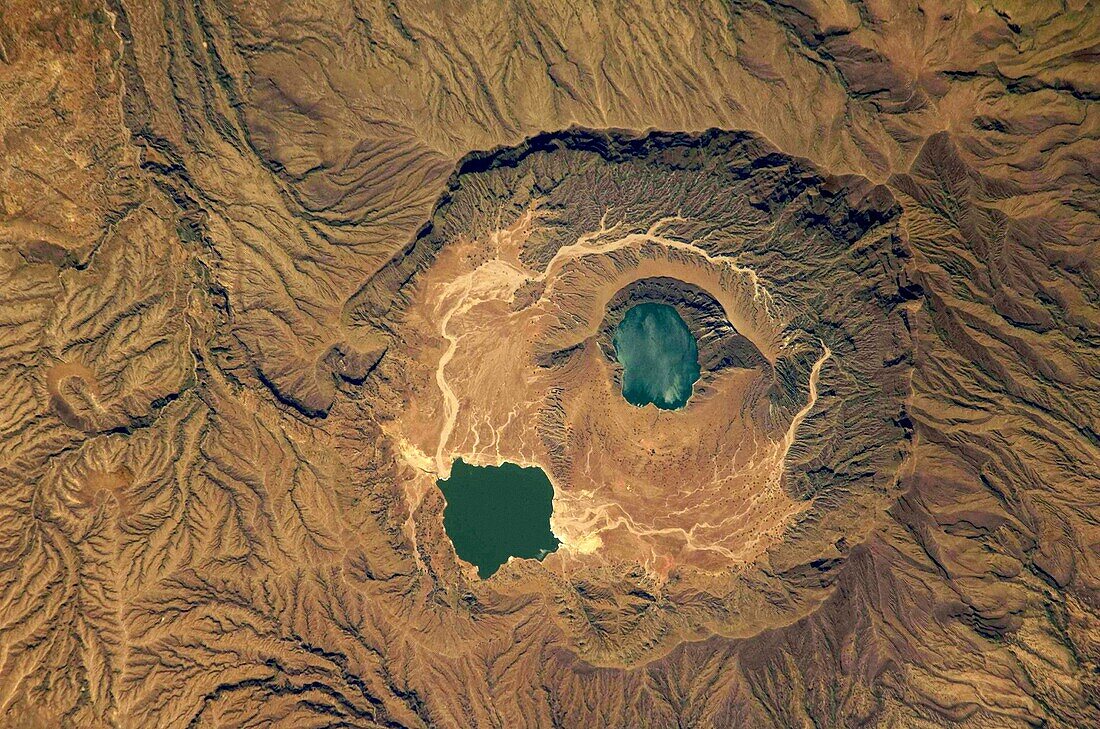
613 302 700 410
436 459 560 578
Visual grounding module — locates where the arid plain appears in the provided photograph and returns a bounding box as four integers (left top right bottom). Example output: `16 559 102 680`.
0 0 1098 727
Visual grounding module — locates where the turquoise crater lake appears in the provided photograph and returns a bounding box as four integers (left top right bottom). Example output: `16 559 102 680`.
612 302 701 410
436 459 560 578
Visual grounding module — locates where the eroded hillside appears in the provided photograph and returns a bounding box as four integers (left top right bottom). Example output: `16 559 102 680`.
0 0 1097 727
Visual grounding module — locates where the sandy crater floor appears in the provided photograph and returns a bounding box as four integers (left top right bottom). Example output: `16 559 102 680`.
391 210 830 574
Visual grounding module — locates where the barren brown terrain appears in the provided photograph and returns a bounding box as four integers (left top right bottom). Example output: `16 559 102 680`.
1 0 1098 727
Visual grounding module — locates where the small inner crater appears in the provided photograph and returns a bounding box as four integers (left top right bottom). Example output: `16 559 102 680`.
597 276 771 408
612 302 700 410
